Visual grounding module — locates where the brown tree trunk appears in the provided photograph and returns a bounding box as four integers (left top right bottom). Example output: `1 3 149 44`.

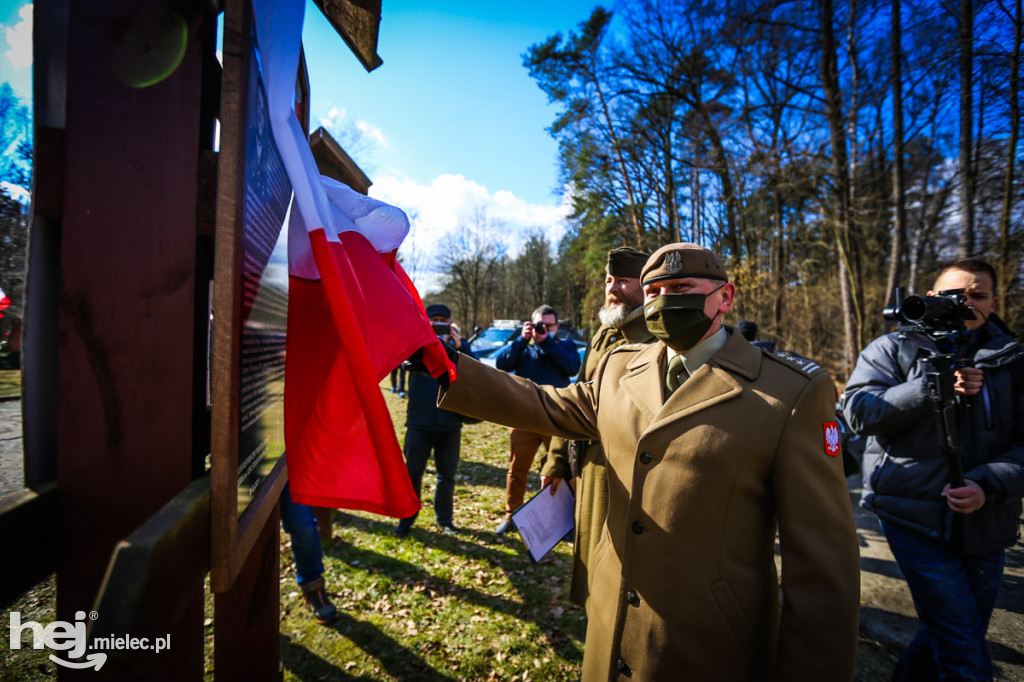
959 0 976 256
819 0 860 372
998 0 1022 300
886 0 907 306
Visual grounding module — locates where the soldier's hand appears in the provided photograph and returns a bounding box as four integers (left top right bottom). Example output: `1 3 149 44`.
954 366 984 396
541 476 562 495
943 480 986 514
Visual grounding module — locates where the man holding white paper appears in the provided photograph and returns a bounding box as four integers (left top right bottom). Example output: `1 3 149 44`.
427 243 860 681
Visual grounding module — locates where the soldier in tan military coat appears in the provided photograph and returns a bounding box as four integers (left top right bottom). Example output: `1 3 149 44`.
541 246 655 609
437 243 859 681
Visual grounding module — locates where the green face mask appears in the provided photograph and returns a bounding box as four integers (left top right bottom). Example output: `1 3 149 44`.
643 291 720 351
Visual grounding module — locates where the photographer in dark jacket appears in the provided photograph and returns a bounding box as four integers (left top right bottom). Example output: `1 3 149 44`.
844 258 1024 681
394 303 475 537
493 304 581 533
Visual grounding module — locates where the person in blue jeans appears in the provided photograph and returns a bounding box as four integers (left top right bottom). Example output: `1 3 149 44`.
844 258 1024 681
280 482 338 625
394 303 476 537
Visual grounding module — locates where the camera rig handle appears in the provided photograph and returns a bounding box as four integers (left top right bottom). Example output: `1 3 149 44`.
921 354 966 487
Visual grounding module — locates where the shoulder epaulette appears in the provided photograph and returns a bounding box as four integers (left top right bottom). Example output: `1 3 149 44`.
609 343 647 353
765 349 827 377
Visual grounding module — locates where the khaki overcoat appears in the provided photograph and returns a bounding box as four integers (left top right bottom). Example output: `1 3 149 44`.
441 328 860 681
543 309 655 607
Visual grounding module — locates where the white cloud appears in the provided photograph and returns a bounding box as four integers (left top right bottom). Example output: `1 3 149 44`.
317 106 389 151
0 3 32 101
354 119 389 149
4 4 31 70
369 173 571 294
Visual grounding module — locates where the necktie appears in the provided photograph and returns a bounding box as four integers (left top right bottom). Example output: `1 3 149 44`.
666 354 688 395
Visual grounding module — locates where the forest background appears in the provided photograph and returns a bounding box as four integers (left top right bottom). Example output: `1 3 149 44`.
410 0 1024 382
1 0 1023 382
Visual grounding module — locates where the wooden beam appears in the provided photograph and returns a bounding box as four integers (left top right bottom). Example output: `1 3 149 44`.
0 483 57 605
309 126 372 194
87 478 210 679
311 0 383 72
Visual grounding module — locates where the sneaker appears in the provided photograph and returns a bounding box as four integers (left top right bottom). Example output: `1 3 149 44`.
393 524 411 538
438 524 458 536
495 520 512 535
300 577 339 625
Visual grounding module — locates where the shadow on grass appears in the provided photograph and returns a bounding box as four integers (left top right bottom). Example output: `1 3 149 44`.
327 514 584 664
457 458 510 489
280 613 457 682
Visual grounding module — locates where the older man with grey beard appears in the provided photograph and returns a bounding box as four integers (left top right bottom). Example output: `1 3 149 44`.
540 245 654 608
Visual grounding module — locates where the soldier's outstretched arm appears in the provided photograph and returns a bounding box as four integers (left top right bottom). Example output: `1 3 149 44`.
439 354 600 442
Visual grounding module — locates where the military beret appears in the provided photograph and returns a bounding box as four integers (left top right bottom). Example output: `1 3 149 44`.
606 246 650 279
425 303 452 319
641 243 728 285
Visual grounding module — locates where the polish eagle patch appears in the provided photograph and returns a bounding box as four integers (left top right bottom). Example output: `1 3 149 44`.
823 422 841 457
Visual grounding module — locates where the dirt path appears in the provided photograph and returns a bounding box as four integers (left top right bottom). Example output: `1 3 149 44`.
0 399 22 499
850 475 1024 681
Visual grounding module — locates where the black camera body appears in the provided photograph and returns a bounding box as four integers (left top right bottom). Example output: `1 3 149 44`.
883 287 975 337
432 321 452 337
531 322 547 334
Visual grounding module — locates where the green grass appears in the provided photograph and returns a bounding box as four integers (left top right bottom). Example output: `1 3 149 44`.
0 381 901 680
0 369 20 398
276 387 586 681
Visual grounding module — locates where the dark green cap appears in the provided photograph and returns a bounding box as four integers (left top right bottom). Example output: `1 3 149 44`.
641 243 728 285
607 246 650 279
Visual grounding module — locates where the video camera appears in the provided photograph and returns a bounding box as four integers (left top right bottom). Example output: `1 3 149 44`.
882 287 975 337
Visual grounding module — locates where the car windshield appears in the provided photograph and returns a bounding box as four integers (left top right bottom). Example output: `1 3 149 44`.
472 327 518 350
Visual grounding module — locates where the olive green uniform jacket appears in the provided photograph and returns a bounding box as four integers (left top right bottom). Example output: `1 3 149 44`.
542 308 655 608
441 328 859 681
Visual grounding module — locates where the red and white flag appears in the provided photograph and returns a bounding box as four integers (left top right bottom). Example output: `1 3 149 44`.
253 0 454 516
0 287 9 318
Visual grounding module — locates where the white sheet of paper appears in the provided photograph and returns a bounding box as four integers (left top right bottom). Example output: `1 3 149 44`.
511 483 575 562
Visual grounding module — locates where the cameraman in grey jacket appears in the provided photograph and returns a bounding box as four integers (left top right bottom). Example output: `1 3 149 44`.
844 258 1024 681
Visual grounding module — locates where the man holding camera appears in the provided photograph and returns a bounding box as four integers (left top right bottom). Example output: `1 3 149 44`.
540 246 654 607
493 304 581 534
844 258 1024 680
429 243 859 680
393 303 475 537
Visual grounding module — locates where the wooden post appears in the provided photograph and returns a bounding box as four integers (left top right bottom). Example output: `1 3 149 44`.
55 1 208 677
214 503 282 681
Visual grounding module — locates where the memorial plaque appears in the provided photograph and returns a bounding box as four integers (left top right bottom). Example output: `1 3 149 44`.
236 34 290 512
211 0 293 589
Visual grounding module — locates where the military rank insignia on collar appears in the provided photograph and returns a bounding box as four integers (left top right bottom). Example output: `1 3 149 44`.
772 351 821 375
823 422 841 457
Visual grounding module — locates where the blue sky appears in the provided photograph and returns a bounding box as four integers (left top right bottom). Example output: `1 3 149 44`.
0 0 607 290
301 0 605 288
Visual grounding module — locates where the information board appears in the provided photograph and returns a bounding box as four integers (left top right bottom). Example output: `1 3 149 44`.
236 35 290 512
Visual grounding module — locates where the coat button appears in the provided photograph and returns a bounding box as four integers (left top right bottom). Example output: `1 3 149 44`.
616 658 631 675
632 521 644 534
626 590 640 607
639 451 652 464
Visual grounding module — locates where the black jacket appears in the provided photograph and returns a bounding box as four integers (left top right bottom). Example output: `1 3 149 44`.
843 319 1024 554
406 340 475 431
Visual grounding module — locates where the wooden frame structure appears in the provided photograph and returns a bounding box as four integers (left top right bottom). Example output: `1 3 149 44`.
0 1 385 679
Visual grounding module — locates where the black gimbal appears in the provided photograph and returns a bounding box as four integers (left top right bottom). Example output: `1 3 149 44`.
884 287 977 487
